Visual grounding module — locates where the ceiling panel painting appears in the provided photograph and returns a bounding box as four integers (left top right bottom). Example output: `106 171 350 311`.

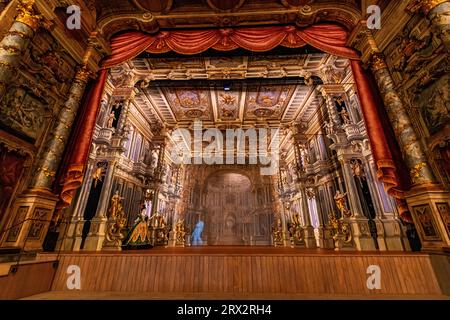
244 84 296 120
162 87 214 122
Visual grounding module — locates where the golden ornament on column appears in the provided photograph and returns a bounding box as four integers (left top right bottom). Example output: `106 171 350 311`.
370 53 388 72
420 0 448 14
15 0 53 32
15 0 40 32
74 65 92 82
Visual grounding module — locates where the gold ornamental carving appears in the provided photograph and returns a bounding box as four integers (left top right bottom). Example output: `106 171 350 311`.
75 66 92 83
15 0 41 32
36 166 56 178
105 192 127 243
272 218 283 247
370 53 388 72
328 212 352 250
410 162 427 184
408 0 449 14
148 212 169 246
422 0 448 12
174 219 186 246
287 213 303 246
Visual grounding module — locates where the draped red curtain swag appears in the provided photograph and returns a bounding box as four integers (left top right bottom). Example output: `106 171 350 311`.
102 24 359 68
59 23 411 221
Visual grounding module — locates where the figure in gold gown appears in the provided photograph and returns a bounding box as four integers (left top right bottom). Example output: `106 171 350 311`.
123 204 152 249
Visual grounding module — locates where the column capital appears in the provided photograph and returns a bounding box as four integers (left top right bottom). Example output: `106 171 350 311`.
369 52 389 72
112 86 137 100
15 0 53 32
348 21 381 64
74 65 92 83
406 0 448 15
317 84 346 98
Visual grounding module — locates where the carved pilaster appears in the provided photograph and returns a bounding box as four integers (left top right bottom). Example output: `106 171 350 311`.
347 22 380 65
299 187 317 248
351 26 450 250
318 85 344 127
82 160 117 251
31 66 91 190
2 58 96 252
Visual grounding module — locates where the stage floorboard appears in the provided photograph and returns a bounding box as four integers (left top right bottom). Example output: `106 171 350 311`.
39 246 438 256
28 246 449 299
23 291 449 300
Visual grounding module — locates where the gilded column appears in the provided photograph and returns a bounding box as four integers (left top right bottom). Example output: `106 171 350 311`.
0 0 42 100
2 42 96 251
349 24 450 250
369 53 435 185
30 66 91 189
117 98 132 134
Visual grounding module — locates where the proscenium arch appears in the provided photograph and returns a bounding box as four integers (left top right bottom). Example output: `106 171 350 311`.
96 3 363 42
102 24 360 89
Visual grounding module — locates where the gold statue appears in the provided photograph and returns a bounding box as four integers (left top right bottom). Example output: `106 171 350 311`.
410 162 427 184
107 112 116 128
350 159 365 179
288 213 303 244
108 191 124 219
104 192 127 248
149 212 166 229
92 166 104 188
334 191 352 218
328 212 352 250
340 107 351 124
148 212 169 246
292 212 301 227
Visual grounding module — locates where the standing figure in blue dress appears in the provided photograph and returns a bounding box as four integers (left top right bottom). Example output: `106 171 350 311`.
191 220 204 245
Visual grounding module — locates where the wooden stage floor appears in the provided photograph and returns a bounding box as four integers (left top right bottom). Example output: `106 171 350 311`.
42 246 436 256
25 246 447 300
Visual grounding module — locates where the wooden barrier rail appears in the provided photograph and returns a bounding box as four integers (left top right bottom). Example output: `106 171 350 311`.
0 260 57 300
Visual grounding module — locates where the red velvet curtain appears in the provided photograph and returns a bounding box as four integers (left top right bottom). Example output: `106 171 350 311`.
59 69 108 209
0 145 26 223
351 61 411 222
102 32 158 69
102 24 359 68
59 24 409 222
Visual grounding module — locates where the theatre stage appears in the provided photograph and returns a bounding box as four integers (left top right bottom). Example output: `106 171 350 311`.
9 246 443 300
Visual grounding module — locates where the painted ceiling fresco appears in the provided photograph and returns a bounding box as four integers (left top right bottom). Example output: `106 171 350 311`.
112 53 350 127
